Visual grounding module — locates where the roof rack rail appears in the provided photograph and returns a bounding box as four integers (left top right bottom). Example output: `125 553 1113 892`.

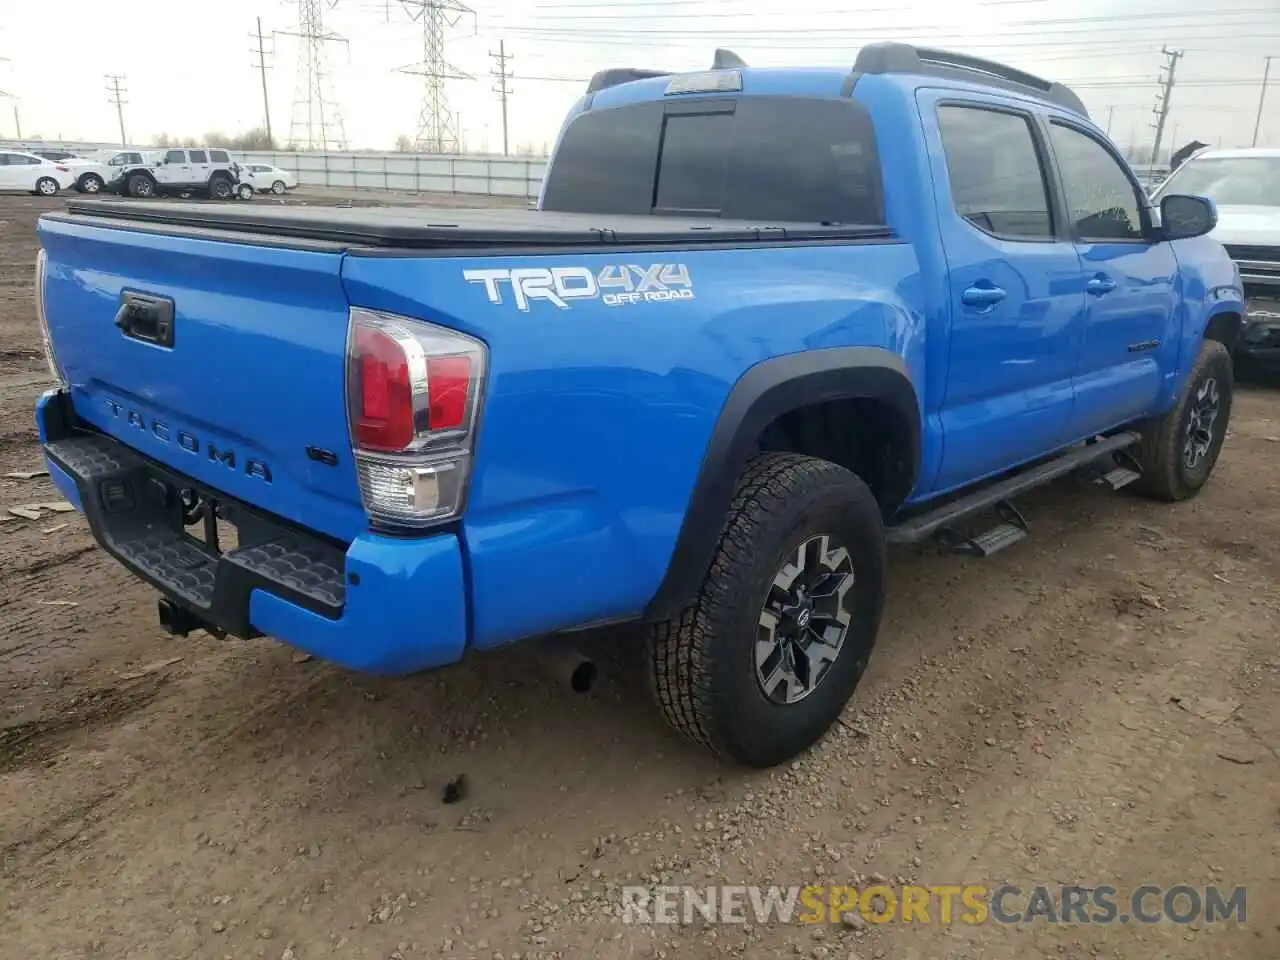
851 41 1089 119
586 49 750 95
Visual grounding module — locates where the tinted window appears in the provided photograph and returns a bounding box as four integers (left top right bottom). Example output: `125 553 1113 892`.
209 150 229 163
1049 123 1145 241
0 154 10 166
937 106 1052 240
655 112 731 213
164 149 186 164
188 149 208 163
542 96 884 224
15 154 40 165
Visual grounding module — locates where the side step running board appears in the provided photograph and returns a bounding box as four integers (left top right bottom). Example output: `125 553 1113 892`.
937 500 1028 557
886 431 1140 546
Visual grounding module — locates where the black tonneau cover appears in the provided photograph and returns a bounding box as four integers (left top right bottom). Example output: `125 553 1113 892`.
57 199 892 250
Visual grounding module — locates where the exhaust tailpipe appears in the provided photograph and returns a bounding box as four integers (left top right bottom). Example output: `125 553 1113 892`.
534 639 598 694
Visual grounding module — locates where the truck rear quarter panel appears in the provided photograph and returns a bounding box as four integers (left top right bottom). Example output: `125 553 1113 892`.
341 243 923 647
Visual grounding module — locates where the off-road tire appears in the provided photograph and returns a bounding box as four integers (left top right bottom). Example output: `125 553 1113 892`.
127 173 155 198
648 452 886 768
1133 339 1233 501
209 175 234 200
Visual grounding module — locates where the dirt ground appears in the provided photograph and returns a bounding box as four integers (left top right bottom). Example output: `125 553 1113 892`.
0 193 1277 960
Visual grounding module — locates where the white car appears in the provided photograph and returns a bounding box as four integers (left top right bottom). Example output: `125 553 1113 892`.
243 163 298 195
32 150 111 194
0 150 78 196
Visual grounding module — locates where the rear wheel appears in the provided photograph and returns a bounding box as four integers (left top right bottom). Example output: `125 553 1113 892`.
271 180 287 195
77 173 104 194
237 183 254 200
209 175 233 200
35 177 59 197
1133 339 1233 501
648 453 886 768
127 173 155 198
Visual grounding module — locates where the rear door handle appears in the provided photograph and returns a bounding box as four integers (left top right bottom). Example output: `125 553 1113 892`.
1086 274 1117 296
961 284 1007 308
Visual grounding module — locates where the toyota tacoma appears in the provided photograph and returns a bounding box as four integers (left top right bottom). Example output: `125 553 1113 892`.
33 44 1243 767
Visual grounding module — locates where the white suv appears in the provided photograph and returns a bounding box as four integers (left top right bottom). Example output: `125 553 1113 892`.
108 147 251 200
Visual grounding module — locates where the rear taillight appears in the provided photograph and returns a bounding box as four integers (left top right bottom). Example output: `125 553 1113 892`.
55 165 71 172
34 250 65 384
345 307 486 530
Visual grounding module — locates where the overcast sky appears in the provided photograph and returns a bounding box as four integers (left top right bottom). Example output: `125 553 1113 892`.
0 0 1276 154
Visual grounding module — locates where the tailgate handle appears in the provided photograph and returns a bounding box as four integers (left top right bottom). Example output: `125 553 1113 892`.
115 293 175 348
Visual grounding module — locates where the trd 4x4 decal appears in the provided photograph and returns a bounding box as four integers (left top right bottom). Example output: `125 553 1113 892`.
463 264 694 311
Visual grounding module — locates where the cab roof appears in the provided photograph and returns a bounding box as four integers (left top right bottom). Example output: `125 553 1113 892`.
584 41 1088 120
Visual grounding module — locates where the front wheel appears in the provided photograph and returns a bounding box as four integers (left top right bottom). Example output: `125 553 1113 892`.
648 453 886 768
77 173 104 194
35 177 59 197
209 175 233 200
127 173 155 198
237 183 254 200
1133 339 1234 501
271 180 287 195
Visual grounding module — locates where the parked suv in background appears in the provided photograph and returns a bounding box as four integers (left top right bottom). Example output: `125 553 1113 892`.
1153 147 1280 369
107 147 250 200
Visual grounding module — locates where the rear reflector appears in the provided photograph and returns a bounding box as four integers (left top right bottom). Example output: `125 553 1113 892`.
346 308 487 530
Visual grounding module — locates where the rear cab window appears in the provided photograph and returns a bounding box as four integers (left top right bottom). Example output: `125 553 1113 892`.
209 150 230 163
541 95 885 225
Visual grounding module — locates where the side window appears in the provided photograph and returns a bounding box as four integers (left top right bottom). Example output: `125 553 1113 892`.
0 154 11 166
937 105 1053 240
188 149 209 163
209 150 229 163
108 155 124 166
1048 123 1146 242
17 154 41 165
164 149 186 164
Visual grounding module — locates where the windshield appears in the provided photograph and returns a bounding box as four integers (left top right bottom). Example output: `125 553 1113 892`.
1160 156 1280 207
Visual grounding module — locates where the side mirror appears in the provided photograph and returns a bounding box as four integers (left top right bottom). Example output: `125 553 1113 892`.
1161 194 1217 240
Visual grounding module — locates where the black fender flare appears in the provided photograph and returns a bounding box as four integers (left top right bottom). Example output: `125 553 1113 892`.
644 346 921 621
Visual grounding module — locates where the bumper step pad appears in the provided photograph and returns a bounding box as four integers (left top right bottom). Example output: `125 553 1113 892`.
45 432 346 638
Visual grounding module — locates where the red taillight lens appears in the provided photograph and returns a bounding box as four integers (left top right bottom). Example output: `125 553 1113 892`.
426 356 471 431
352 325 414 451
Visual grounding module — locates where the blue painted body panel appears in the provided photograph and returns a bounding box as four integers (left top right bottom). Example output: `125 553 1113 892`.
36 64 1244 675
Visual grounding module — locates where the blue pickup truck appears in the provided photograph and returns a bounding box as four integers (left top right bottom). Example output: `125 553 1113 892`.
32 43 1243 767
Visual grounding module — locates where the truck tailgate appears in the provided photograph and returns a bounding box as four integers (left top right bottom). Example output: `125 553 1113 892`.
38 215 365 543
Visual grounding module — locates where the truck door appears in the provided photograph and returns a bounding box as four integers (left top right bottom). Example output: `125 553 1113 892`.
1043 119 1179 436
187 149 213 187
920 92 1087 492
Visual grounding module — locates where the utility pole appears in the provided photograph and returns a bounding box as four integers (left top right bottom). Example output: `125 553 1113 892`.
1253 55 1274 147
251 17 274 145
490 40 512 156
105 74 128 146
1149 46 1183 169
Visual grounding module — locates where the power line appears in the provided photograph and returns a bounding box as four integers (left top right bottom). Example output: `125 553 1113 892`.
490 40 513 156
250 16 275 144
393 0 477 154
104 74 128 146
277 0 349 150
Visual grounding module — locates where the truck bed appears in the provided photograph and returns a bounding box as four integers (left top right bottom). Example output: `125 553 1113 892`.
55 199 894 251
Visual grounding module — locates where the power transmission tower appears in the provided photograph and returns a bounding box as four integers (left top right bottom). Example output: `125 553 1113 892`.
1253 55 1274 147
250 17 275 145
105 74 128 146
393 0 476 154
277 0 348 150
1149 46 1183 168
490 40 512 156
